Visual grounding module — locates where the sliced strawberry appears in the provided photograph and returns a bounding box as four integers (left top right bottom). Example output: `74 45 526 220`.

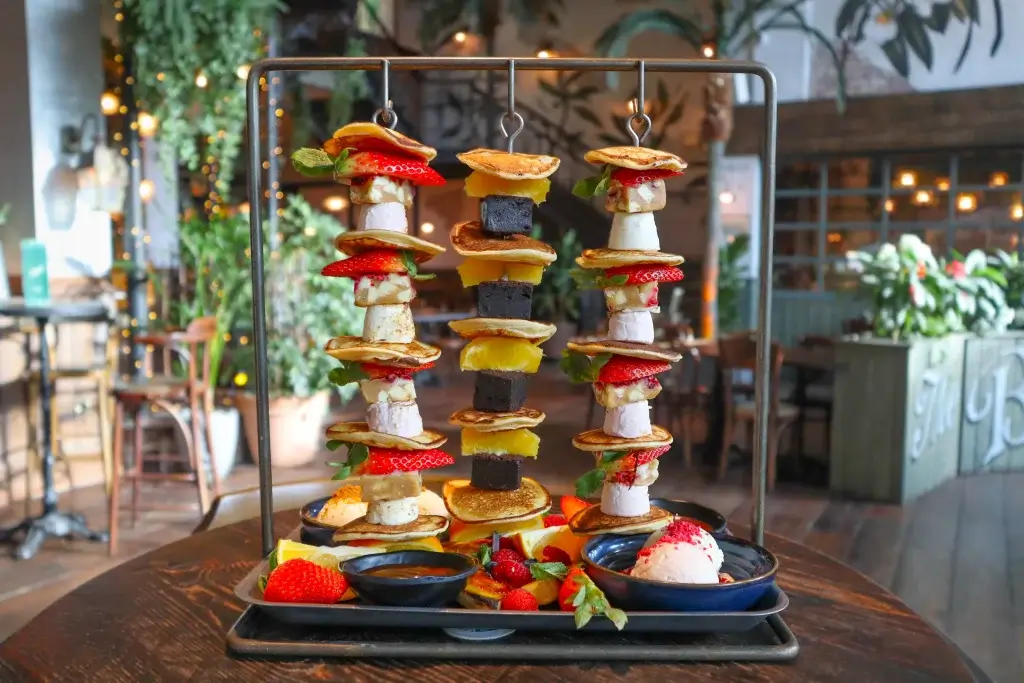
604 264 683 285
337 150 445 186
360 448 454 475
610 167 683 187
596 356 672 384
322 249 406 279
362 362 436 381
607 445 673 485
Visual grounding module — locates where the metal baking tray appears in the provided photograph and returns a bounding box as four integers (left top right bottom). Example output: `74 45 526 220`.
227 605 799 661
234 557 789 633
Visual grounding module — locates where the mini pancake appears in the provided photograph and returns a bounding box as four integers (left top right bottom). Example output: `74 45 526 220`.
568 505 672 536
450 221 556 266
583 146 686 172
457 149 560 180
335 230 445 261
442 477 551 524
567 339 682 363
449 318 556 343
449 407 545 432
324 121 437 162
332 514 449 542
575 248 684 270
325 421 448 451
572 425 673 452
324 338 441 365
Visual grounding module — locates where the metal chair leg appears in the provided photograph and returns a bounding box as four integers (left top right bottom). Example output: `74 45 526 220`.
202 392 223 499
108 401 125 556
131 406 143 529
96 377 114 497
188 393 211 514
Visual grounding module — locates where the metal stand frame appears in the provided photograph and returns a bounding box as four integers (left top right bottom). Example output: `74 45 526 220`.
244 56 778 559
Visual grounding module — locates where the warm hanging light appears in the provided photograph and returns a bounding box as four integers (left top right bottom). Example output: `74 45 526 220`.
322 195 347 212
1011 203 1023 221
239 201 251 215
990 171 1009 187
420 221 435 234
237 64 251 80
100 91 120 116
137 112 157 137
936 178 950 191
701 42 716 59
195 71 208 88
453 31 467 44
956 193 977 212
884 198 895 213
896 170 916 188
536 49 552 59
139 179 155 202
719 191 735 205
912 190 932 206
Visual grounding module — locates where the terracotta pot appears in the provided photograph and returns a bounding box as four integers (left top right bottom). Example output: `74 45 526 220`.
236 391 329 468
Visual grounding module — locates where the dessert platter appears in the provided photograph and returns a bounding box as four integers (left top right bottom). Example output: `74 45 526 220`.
229 56 791 663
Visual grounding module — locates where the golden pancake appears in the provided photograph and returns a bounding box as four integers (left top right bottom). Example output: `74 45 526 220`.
571 425 673 452
567 339 682 363
442 478 551 524
575 248 684 270
583 146 686 172
335 230 445 261
449 407 545 432
457 149 560 180
568 505 672 536
450 221 556 266
323 338 441 365
448 318 557 343
325 421 448 451
332 514 449 542
325 122 437 162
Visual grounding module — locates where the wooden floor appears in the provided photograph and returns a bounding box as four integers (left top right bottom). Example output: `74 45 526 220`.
0 367 1021 682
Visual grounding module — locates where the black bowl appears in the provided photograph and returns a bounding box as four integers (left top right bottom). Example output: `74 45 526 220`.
583 533 777 612
341 551 476 608
649 498 728 534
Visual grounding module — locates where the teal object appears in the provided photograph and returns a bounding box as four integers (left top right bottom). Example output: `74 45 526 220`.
20 239 50 306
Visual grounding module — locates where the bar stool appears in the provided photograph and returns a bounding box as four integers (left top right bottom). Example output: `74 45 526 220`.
107 316 222 556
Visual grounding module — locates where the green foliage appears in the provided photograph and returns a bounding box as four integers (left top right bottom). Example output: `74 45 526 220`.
531 225 582 323
942 249 1011 334
718 235 750 332
121 0 281 189
415 0 562 52
0 204 9 226
989 250 1024 329
559 350 611 384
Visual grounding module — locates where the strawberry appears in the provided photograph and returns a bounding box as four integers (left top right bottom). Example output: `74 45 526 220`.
262 559 349 604
360 448 454 475
362 362 435 381
619 445 672 469
597 356 672 384
610 167 683 187
322 249 406 279
498 536 518 552
491 548 525 564
558 567 628 630
559 496 591 522
491 560 532 588
501 588 539 611
542 545 572 565
340 150 445 186
543 514 567 528
604 264 683 285
558 567 587 612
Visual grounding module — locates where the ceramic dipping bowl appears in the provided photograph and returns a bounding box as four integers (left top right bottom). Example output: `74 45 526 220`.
341 551 476 608
649 498 728 534
583 533 777 612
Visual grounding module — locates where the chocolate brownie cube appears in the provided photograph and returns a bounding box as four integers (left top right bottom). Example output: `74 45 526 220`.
477 281 534 319
480 195 533 235
470 454 523 491
473 371 527 412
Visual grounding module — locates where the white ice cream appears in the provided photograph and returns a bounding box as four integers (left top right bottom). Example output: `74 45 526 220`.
357 202 408 233
354 274 415 306
367 400 423 438
608 310 654 343
603 400 652 438
609 212 660 251
360 377 417 403
366 496 419 525
632 520 725 584
600 482 651 517
362 303 415 343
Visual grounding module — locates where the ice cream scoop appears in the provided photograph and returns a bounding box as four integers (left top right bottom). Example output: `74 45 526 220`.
631 519 724 584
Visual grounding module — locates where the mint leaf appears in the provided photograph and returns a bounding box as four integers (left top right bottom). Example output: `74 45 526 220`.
332 147 354 176
559 351 611 384
530 562 569 582
328 443 370 480
325 440 344 451
328 362 369 387
291 148 335 176
402 250 436 281
599 450 628 466
606 606 628 631
575 468 607 498
572 165 613 199
477 544 492 565
570 268 628 291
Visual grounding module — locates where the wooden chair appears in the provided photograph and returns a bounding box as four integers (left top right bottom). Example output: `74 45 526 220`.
792 335 835 459
716 333 798 490
107 316 223 555
653 342 708 469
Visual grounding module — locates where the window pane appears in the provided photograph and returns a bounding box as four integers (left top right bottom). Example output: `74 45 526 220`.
888 153 952 191
889 227 947 254
823 258 861 292
829 194 887 222
824 229 879 257
775 231 818 258
953 227 1021 254
828 157 879 190
773 261 817 290
777 161 820 190
958 150 1023 187
776 196 819 223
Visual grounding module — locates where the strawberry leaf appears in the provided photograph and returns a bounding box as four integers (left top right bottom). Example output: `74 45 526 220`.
477 544 492 566
332 147 354 176
329 443 370 480
328 362 369 387
402 250 436 281
606 606 628 631
325 440 344 451
572 165 613 199
575 468 607 498
291 148 335 176
570 268 628 291
531 562 569 582
574 607 595 629
599 450 628 465
559 351 612 384
266 550 279 572
258 574 268 593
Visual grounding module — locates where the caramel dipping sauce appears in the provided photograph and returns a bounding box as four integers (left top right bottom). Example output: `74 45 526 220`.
678 516 714 533
362 564 463 579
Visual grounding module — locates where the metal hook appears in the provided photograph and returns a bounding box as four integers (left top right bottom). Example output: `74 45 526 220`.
624 60 652 146
372 59 399 129
498 59 524 153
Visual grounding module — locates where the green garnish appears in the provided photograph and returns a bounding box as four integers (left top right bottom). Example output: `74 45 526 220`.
570 573 628 630
574 450 628 498
325 440 344 451
530 562 570 582
257 574 269 592
477 544 492 566
328 362 370 388
401 250 436 281
290 146 353 177
570 267 628 291
327 443 370 480
572 165 613 199
559 350 611 384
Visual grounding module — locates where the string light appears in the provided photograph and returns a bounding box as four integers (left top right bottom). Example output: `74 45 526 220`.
912 190 932 205
936 178 950 191
956 193 977 213
896 170 916 188
1012 203 1023 221
536 49 552 59
195 71 208 88
100 92 120 115
990 171 1009 187
701 42 716 58
323 196 347 212
884 199 895 213
453 31 467 44
237 64 250 80
420 222 435 234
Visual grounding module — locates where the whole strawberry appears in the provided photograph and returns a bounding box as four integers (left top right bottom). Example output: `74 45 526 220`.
501 588 539 611
263 558 349 604
491 548 525 565
491 559 532 588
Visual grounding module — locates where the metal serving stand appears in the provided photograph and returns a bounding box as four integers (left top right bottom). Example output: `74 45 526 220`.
231 55 783 662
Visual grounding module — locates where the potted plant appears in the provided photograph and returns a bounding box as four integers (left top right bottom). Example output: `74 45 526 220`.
533 226 582 357
234 195 363 468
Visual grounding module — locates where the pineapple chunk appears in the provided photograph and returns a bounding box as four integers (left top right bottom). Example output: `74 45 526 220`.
462 427 540 458
459 337 543 373
593 378 662 408
606 179 667 213
504 262 544 285
464 171 550 204
604 282 660 312
354 274 415 307
457 259 544 287
360 377 416 403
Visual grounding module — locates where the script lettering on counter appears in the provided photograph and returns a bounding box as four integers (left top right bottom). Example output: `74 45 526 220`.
910 368 960 462
963 347 1024 467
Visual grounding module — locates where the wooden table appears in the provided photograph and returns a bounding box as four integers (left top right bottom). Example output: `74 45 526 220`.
0 512 989 682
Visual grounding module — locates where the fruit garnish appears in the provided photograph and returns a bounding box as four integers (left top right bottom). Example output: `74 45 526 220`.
559 496 591 522
558 567 627 630
543 514 567 528
509 525 586 563
448 516 544 544
457 259 545 287
559 350 611 384
572 165 613 199
462 427 540 458
491 559 532 588
501 588 540 611
465 171 550 204
321 249 407 279
358 448 454 476
570 268 629 291
290 146 354 177
328 361 371 388
604 264 684 285
521 578 560 607
262 558 350 604
492 548 525 564
384 537 445 553
325 443 369 479
463 570 508 609
460 337 544 373
292 147 444 186
597 356 672 384
609 167 683 186
542 545 573 565
575 445 672 498
719 572 736 584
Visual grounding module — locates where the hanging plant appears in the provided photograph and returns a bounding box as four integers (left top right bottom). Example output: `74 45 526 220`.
121 0 282 192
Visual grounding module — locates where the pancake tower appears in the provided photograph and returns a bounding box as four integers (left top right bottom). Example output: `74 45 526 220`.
562 145 686 536
290 122 455 544
442 149 560 527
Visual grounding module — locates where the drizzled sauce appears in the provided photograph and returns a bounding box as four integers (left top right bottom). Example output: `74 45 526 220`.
363 564 460 579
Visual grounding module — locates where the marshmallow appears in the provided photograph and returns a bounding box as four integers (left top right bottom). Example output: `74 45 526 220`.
362 304 415 343
603 401 652 438
600 483 651 517
609 212 660 251
367 400 423 438
608 310 654 343
357 202 408 233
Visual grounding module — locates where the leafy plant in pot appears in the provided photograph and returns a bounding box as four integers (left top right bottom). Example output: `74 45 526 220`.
532 226 582 357
233 195 364 468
